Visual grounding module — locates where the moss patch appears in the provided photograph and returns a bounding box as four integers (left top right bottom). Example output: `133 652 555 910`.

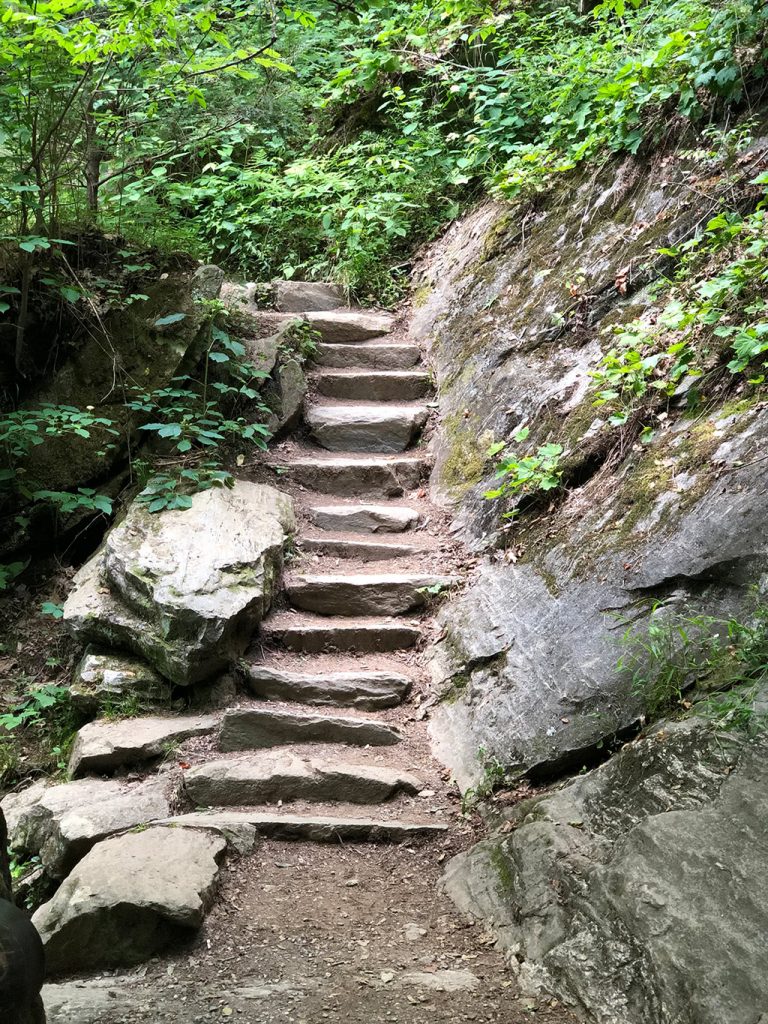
440 412 488 495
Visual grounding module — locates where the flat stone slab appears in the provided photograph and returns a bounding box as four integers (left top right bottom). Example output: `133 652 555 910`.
161 811 448 844
270 455 428 497
315 370 431 402
3 776 172 878
314 342 421 369
184 753 421 806
304 311 392 343
273 280 345 312
308 503 419 534
262 615 421 653
68 714 218 776
219 707 402 750
243 665 412 709
300 537 421 561
70 648 171 713
33 827 226 973
307 404 429 453
285 573 452 616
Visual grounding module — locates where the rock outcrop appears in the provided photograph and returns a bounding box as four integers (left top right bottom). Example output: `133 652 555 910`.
63 482 294 684
444 716 768 1024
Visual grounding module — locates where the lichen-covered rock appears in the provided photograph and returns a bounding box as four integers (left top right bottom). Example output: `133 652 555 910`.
63 482 294 684
411 125 768 789
3 776 172 878
70 648 171 713
443 717 768 1024
33 827 226 973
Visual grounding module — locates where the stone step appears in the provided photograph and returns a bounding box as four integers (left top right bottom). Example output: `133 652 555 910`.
314 370 431 402
219 707 402 751
68 714 218 777
285 573 451 616
161 811 448 844
262 614 422 653
299 536 421 561
242 664 412 709
184 753 422 806
306 404 429 454
314 342 421 370
267 454 428 497
307 502 420 533
305 310 393 343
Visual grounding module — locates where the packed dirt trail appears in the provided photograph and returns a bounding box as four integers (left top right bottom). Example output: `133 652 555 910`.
44 303 577 1024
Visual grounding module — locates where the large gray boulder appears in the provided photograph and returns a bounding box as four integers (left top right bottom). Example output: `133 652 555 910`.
63 482 294 684
443 717 768 1024
3 776 173 878
33 827 226 973
273 280 345 312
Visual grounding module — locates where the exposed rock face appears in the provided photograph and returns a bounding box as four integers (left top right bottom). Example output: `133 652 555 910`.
23 264 224 494
63 482 294 684
443 717 768 1024
411 128 768 1021
33 827 226 973
70 648 171 713
3 777 173 878
412 139 768 788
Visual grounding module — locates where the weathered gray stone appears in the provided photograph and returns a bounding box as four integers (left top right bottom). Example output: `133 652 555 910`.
308 503 419 534
219 707 402 750
4 776 172 878
443 718 768 1024
273 280 345 312
243 664 411 708
299 537 420 561
315 370 431 401
33 827 226 973
184 753 421 805
68 714 217 776
304 311 392 342
402 970 480 993
64 483 294 684
269 455 428 497
313 342 421 369
70 648 171 713
162 810 448 843
273 357 306 431
286 573 452 616
306 404 429 453
262 614 421 653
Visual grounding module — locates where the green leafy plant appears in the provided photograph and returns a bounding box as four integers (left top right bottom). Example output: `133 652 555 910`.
619 597 768 729
0 685 71 732
484 427 564 515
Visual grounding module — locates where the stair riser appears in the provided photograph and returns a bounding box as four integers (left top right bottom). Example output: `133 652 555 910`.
308 418 427 455
308 506 419 534
287 582 427 617
244 668 411 710
219 710 401 750
269 460 427 497
300 538 419 561
314 344 421 370
315 375 431 401
185 775 412 807
262 625 421 654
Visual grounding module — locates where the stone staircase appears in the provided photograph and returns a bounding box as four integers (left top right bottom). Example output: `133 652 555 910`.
203 303 455 842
